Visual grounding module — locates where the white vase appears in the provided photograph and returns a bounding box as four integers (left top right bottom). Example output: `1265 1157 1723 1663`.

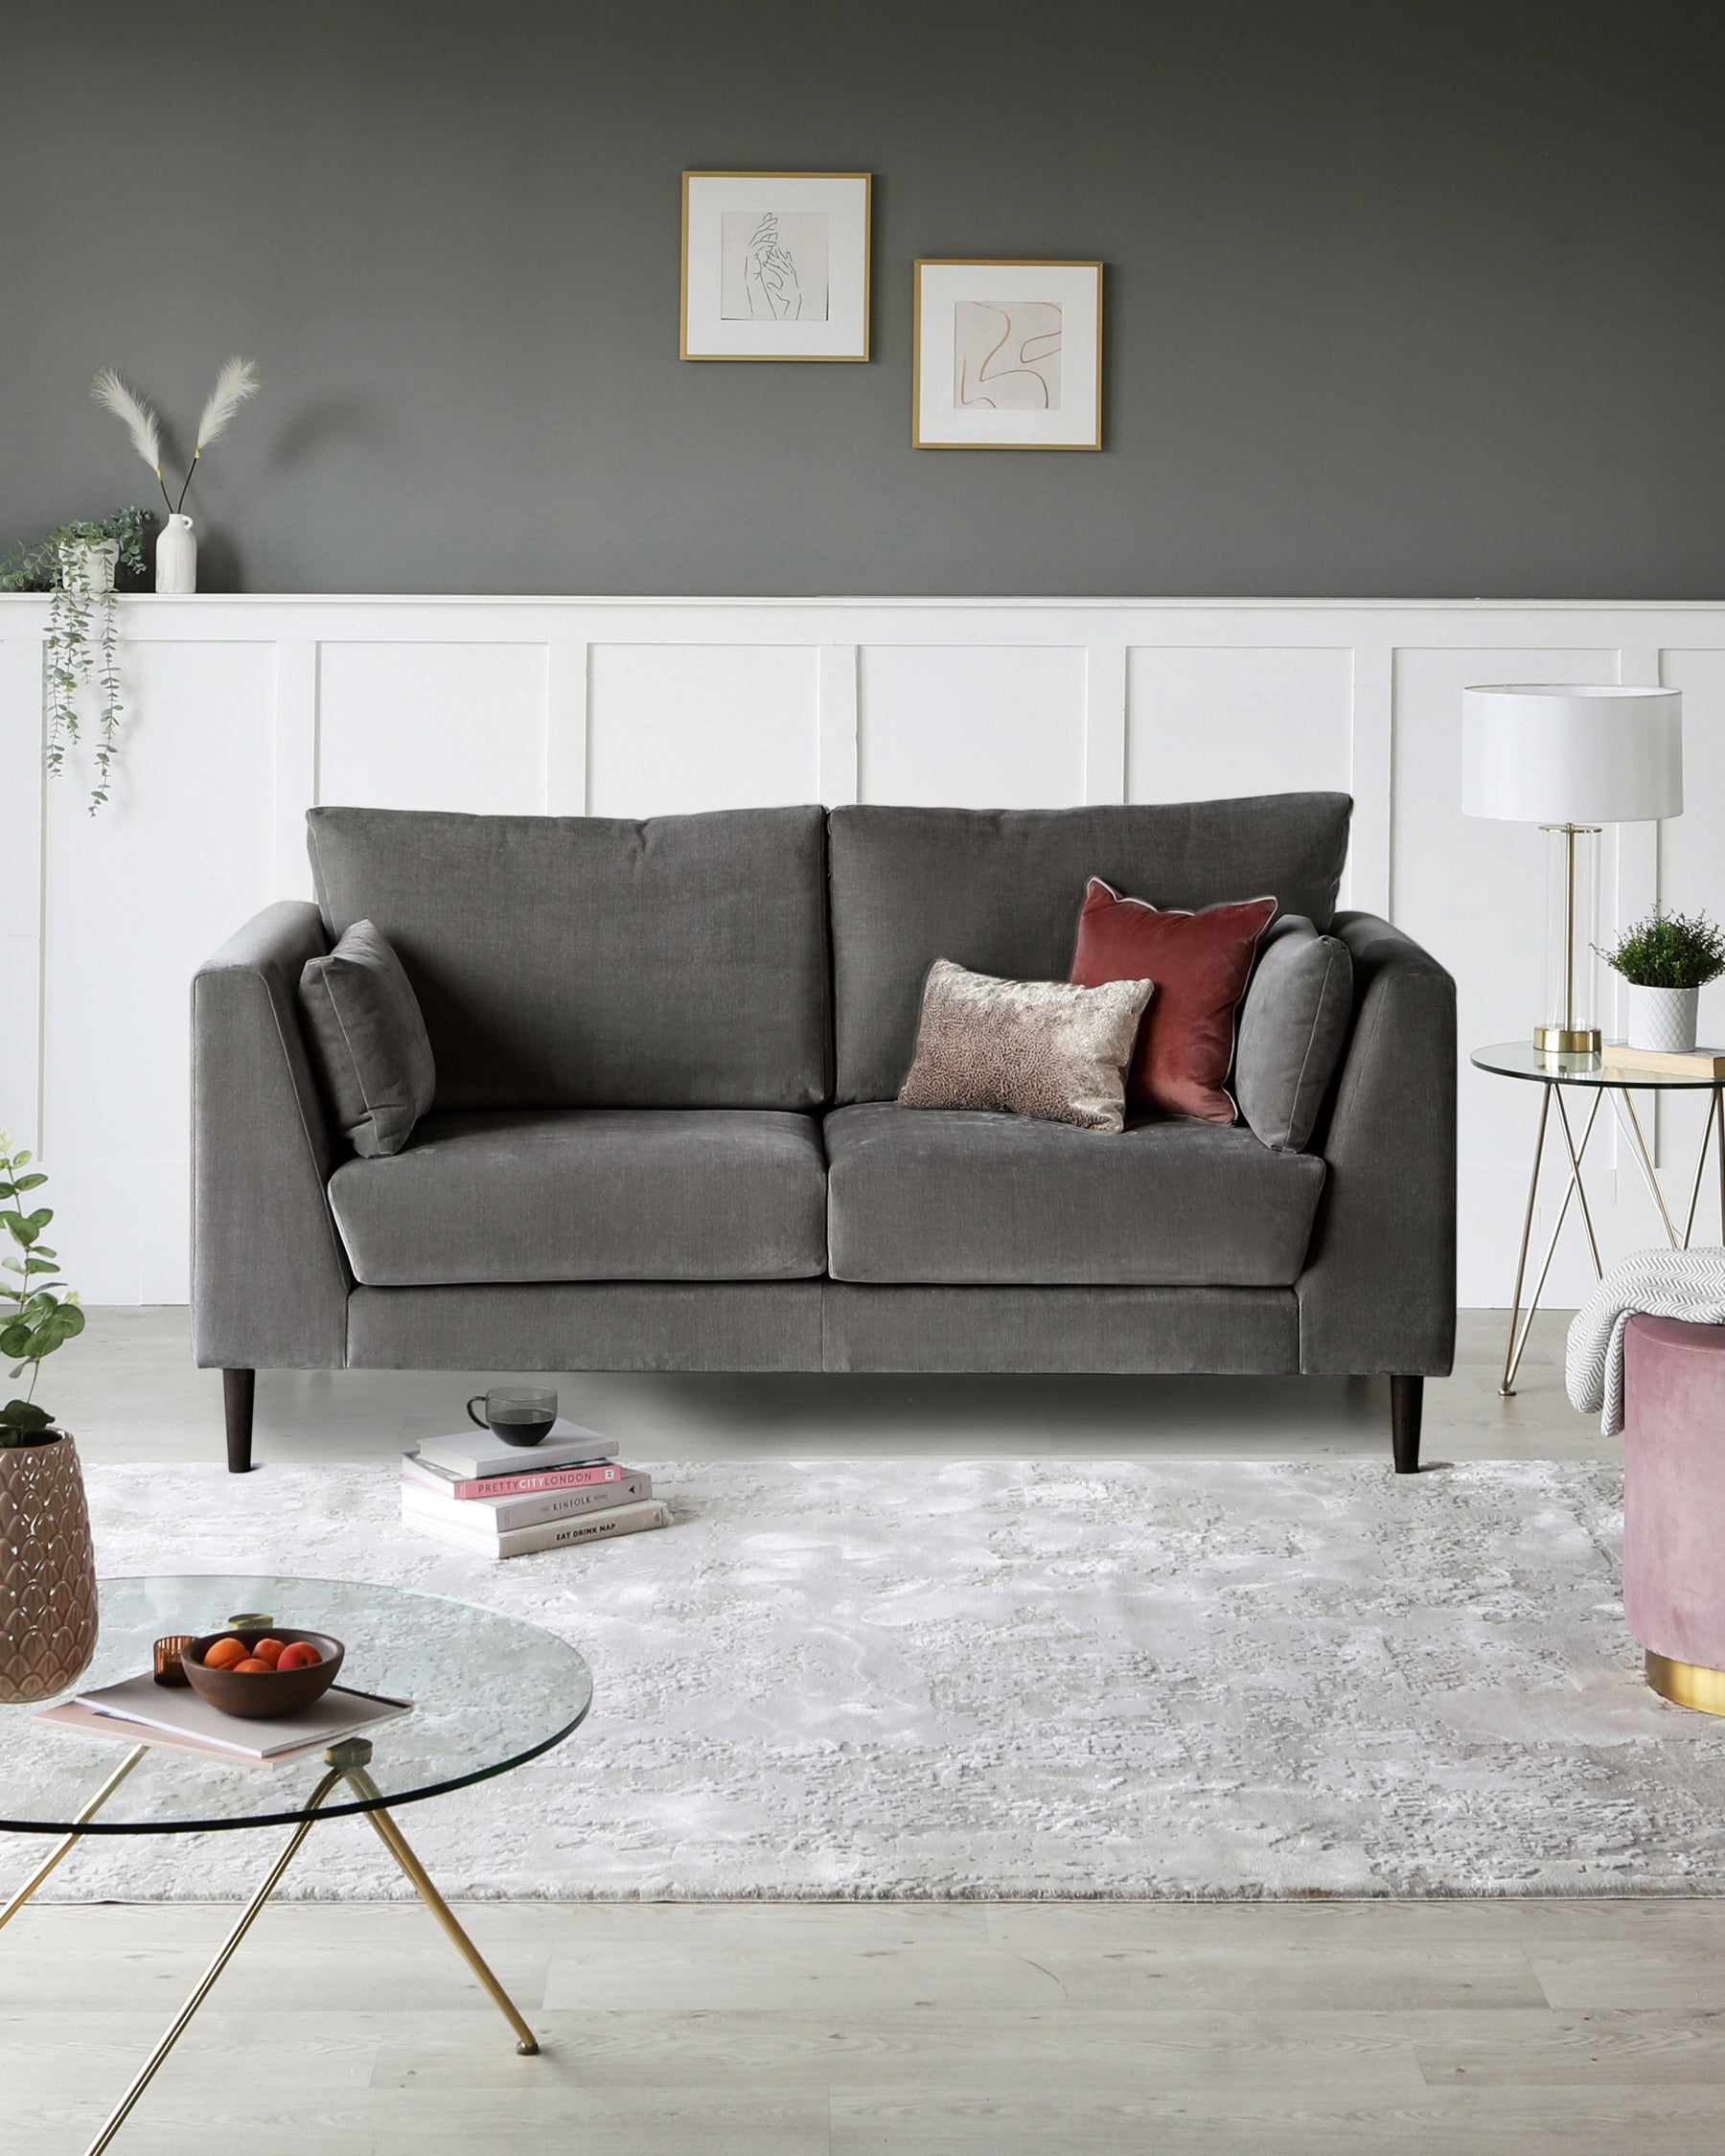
155 514 196 595
1624 982 1699 1054
58 539 118 594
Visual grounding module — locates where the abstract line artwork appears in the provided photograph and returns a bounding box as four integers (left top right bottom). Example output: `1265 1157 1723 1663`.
953 300 1063 410
913 260 1100 447
682 173 868 359
721 210 830 322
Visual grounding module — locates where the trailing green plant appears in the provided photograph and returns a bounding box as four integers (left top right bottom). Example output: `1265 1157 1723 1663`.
0 1135 83 1446
1595 908 1725 991
0 508 151 813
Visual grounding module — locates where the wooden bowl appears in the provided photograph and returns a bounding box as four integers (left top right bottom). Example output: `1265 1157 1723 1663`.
182 1628 345 1720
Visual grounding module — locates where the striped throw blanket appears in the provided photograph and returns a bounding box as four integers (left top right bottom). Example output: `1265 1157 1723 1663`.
1566 1248 1725 1436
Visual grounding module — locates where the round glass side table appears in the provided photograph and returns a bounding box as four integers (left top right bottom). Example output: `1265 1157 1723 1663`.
0 1573 592 2155
1471 1043 1725 1397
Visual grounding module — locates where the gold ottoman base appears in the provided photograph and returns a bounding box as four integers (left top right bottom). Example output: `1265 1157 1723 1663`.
1645 1651 1725 1716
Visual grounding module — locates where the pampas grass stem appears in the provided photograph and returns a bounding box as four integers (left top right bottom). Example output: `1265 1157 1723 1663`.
90 369 172 514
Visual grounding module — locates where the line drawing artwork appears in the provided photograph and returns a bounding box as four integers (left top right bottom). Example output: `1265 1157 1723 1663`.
953 300 1063 410
721 210 830 322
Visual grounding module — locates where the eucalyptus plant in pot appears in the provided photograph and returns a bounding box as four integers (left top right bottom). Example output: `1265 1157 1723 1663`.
0 1135 97 1703
1597 910 1725 1056
0 507 151 814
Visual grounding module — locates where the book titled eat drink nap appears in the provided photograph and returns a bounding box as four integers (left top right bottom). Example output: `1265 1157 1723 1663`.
407 1496 670 1559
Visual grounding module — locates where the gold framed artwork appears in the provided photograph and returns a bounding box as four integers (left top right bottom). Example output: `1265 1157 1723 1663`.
913 260 1103 449
681 172 872 361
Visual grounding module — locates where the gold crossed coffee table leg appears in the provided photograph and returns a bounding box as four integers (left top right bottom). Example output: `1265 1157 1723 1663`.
1 1736 538 2156
1501 1082 1725 1397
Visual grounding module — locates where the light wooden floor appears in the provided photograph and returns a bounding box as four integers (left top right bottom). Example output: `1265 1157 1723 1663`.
9 1899 1725 2153
10 1306 1713 2154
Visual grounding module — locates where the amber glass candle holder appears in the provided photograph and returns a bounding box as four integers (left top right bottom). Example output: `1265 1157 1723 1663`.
153 1635 195 1687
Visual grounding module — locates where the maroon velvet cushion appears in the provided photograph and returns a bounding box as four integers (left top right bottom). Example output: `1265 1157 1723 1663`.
1069 880 1276 1123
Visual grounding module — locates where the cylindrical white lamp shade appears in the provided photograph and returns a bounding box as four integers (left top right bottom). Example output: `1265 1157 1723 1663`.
1461 684 1682 824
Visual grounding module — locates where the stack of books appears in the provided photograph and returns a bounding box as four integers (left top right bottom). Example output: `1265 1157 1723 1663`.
400 1416 669 1558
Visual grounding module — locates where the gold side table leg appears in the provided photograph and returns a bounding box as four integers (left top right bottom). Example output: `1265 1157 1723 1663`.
80 1764 346 2156
340 1761 540 2053
1708 1095 1725 1250
1502 1089 1602 1396
0 1746 148 1936
1617 1089 1680 1248
1500 1087 1552 1396
1680 1090 1718 1249
1552 1089 1603 1276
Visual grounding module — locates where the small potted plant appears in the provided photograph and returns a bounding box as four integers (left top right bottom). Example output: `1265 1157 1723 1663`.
0 508 151 813
0 1135 96 1703
1597 909 1725 1055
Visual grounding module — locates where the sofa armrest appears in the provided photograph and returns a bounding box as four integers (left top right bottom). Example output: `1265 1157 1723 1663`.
1295 910 1456 1376
191 902 351 1369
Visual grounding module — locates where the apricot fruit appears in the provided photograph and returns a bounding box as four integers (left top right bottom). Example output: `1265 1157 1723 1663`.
276 1641 321 1671
231 1657 273 1673
202 1637 247 1669
249 1638 287 1667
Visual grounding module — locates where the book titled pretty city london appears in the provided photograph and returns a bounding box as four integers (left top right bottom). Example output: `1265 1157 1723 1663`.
401 1417 668 1558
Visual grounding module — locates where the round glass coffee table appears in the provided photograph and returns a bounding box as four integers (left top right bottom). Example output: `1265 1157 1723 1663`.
1472 1042 1725 1397
0 1574 592 2155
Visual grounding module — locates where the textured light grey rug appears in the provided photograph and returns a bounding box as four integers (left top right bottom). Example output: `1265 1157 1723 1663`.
10 1458 1725 1902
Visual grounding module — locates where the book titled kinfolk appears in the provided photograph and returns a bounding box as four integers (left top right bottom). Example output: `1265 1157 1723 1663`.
405 1496 671 1560
414 1418 619 1481
402 1468 654 1535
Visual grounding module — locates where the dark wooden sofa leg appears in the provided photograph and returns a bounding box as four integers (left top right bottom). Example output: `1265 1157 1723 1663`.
1391 1375 1423 1475
224 1368 256 1474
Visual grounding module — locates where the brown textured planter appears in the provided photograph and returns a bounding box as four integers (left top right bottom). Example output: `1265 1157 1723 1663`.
0 1434 98 1703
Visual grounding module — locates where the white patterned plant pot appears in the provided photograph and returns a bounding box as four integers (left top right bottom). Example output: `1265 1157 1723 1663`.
1624 983 1700 1055
57 539 118 595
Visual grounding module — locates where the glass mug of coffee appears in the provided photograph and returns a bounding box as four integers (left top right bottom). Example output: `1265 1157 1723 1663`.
466 1387 558 1448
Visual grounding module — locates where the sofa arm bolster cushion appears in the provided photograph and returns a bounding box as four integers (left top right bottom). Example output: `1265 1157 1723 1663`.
1296 911 1456 1376
192 902 352 1369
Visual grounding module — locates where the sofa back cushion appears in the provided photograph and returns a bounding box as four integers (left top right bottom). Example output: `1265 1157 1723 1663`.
308 805 829 1111
828 796 1351 1105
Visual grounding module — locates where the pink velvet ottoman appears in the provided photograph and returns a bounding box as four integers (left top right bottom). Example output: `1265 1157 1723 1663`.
1623 1313 1725 1715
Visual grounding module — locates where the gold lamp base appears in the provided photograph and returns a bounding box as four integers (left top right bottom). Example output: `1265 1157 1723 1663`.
1534 1024 1601 1055
1645 1650 1725 1716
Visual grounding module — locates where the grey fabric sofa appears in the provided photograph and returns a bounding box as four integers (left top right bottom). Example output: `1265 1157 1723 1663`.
193 794 1455 1475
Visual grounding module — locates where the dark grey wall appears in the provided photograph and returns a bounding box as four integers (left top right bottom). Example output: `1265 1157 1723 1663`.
7 2 1723 597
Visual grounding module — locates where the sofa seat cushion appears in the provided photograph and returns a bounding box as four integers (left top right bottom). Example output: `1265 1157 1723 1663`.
825 1101 1324 1287
329 1110 828 1286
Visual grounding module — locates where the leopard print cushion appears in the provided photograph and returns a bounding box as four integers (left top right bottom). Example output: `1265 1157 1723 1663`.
897 958 1154 1133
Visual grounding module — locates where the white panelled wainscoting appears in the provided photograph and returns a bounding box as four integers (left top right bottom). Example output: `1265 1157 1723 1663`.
4 593 1723 1310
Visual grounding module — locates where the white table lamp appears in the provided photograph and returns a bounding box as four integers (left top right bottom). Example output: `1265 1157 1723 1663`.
1462 684 1683 1054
